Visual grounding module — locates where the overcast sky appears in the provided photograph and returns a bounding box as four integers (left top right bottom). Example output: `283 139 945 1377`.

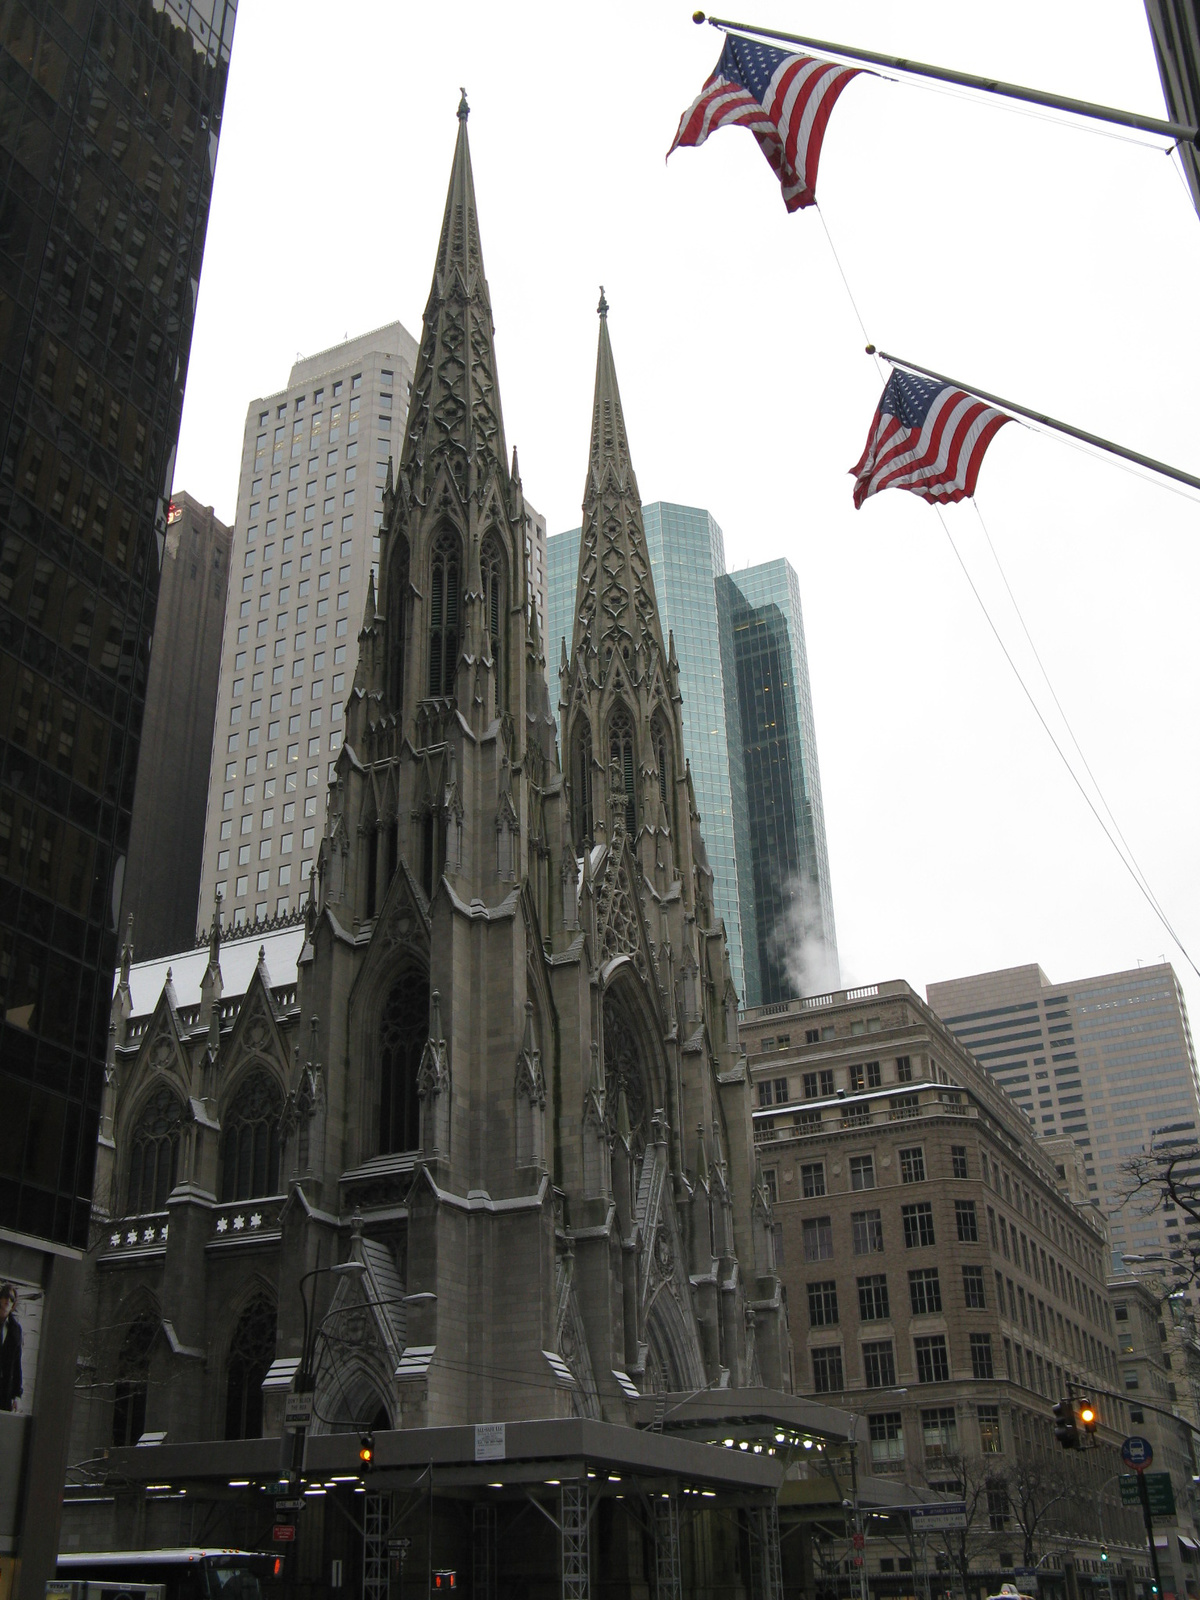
175 1 1200 1024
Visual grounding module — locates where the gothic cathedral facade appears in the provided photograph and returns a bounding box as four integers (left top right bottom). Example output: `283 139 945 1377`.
70 101 789 1496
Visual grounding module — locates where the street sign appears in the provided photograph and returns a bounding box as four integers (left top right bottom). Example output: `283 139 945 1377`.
908 1503 968 1531
1119 1473 1176 1516
284 1393 314 1430
273 1498 305 1511
852 1533 865 1549
1121 1435 1154 1471
272 1526 296 1543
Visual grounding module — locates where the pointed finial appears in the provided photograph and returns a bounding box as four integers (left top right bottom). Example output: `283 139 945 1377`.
384 454 393 496
597 285 609 319
120 912 134 983
510 444 520 483
362 568 376 628
457 87 469 121
522 999 535 1053
430 988 444 1041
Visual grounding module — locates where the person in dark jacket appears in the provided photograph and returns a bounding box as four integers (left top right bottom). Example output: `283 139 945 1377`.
0 1283 23 1411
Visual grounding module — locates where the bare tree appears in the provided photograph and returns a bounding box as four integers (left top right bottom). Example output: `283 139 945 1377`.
999 1454 1074 1568
1122 1129 1200 1285
918 1451 1001 1595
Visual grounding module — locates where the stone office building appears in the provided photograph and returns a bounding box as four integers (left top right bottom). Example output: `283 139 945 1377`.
743 981 1153 1600
59 104 851 1599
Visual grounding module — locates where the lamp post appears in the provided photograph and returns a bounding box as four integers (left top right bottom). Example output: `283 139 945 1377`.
285 1260 367 1479
841 1388 908 1600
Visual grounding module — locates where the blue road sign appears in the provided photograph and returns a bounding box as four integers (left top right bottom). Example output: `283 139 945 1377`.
1121 1435 1154 1470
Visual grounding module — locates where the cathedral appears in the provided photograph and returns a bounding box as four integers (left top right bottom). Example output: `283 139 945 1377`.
63 102 852 1598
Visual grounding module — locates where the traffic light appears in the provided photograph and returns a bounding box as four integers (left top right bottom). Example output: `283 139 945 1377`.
358 1433 375 1471
432 1574 457 1590
1100 1550 1108 1565
1077 1400 1098 1436
1053 1399 1080 1450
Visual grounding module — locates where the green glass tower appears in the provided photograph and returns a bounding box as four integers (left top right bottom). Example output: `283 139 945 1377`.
549 509 838 1006
717 561 838 1004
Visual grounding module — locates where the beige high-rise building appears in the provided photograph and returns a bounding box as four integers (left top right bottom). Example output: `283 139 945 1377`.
743 980 1154 1596
927 964 1200 1293
198 323 549 933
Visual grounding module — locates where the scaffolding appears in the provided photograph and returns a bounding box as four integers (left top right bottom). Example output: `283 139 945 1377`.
561 1481 591 1600
747 1501 783 1600
472 1502 497 1600
653 1494 682 1600
363 1491 389 1600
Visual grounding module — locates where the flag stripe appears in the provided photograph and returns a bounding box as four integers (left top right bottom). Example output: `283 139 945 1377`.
668 37 860 212
851 373 1010 509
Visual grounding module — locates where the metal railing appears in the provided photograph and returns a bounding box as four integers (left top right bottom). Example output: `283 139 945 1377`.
754 1098 975 1144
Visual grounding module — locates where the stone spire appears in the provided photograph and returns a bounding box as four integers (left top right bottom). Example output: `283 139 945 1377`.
570 291 668 680
400 94 509 504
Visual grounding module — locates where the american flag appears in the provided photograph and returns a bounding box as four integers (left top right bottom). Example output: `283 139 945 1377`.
668 34 861 213
851 369 1010 509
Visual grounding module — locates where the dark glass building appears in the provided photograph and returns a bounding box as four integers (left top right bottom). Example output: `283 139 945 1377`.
0 2 236 1587
718 561 838 1005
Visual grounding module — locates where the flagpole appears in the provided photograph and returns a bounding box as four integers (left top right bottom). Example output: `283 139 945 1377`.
872 348 1200 494
693 13 1200 146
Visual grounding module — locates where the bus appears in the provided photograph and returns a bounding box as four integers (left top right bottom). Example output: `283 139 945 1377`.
55 1549 282 1600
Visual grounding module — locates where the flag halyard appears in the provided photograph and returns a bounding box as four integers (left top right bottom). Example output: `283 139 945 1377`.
852 369 1010 508
669 34 861 212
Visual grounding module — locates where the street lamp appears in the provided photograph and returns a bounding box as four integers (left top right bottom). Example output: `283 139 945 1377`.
286 1260 367 1477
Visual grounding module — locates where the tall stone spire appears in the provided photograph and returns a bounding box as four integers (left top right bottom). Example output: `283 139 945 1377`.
571 290 668 682
399 91 509 505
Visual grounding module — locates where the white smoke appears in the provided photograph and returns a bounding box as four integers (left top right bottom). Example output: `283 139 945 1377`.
770 876 841 998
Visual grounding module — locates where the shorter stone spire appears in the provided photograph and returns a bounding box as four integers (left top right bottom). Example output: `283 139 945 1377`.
457 86 469 121
597 284 608 319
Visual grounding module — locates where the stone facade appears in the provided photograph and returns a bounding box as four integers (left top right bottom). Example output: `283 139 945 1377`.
744 982 1155 1600
63 106 799 1596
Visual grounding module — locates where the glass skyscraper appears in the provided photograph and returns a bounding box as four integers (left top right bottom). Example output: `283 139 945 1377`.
548 510 838 1007
718 561 838 1005
0 2 236 1586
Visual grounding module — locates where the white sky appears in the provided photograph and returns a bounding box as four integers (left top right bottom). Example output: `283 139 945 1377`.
174 1 1200 1025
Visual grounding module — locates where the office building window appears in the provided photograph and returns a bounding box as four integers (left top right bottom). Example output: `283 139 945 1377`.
951 1144 968 1178
849 1154 875 1191
863 1340 896 1389
955 1200 979 1242
899 1147 926 1183
963 1266 987 1309
811 1346 844 1394
803 1216 833 1262
902 1202 935 1248
909 1268 942 1316
852 1209 884 1254
869 1412 904 1467
857 1274 890 1321
970 1333 995 1379
978 1404 1002 1454
915 1334 950 1383
800 1161 826 1198
807 1280 839 1327
921 1406 957 1457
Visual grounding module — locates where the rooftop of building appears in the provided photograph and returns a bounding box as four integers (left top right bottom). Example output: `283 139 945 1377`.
243 320 421 406
112 915 306 1016
927 960 1181 1008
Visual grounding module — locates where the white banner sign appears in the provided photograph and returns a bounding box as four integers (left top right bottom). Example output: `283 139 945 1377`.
474 1422 505 1462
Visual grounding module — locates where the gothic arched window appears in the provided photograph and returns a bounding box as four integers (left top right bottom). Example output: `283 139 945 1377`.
427 530 461 697
112 1312 157 1447
387 535 410 709
608 705 636 834
573 721 593 847
481 535 505 701
653 715 672 828
224 1295 276 1440
219 1070 283 1202
126 1085 183 1213
603 992 648 1157
379 969 429 1155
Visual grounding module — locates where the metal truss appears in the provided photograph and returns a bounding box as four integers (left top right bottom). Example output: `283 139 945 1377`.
653 1494 682 1600
362 1490 389 1600
561 1481 591 1600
